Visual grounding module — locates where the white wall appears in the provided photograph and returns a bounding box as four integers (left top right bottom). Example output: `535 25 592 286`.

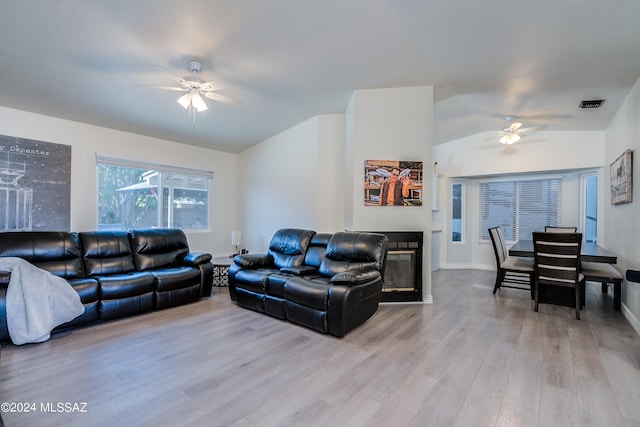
605 75 640 331
237 114 345 252
0 106 237 255
238 86 434 302
433 129 606 270
434 130 604 178
345 87 434 301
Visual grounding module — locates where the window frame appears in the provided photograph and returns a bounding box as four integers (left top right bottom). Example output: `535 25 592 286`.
96 155 214 232
451 181 465 243
580 171 598 243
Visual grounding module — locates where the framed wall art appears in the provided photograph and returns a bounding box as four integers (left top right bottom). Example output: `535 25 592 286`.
364 160 423 206
0 134 71 231
610 149 633 205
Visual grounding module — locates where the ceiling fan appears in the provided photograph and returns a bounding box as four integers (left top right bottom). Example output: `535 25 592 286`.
497 115 527 144
155 59 240 124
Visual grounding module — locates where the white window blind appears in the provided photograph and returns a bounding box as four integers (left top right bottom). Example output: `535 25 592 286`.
480 177 563 241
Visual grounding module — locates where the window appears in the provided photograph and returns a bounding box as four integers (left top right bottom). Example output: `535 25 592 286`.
583 174 598 243
97 156 213 231
452 182 464 242
480 177 562 242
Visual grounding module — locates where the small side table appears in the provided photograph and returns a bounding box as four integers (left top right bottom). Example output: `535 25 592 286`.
212 257 233 287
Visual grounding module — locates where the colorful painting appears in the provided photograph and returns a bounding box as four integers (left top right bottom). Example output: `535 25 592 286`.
364 160 423 206
0 134 71 231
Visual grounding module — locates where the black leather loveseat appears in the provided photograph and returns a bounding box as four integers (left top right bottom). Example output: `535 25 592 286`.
0 228 213 343
228 229 388 337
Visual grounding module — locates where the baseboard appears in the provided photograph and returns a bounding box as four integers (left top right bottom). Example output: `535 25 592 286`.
380 301 425 305
622 303 640 336
439 263 495 271
379 294 433 305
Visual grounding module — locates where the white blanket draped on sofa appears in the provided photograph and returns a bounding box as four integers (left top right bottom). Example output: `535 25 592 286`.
1 257 85 345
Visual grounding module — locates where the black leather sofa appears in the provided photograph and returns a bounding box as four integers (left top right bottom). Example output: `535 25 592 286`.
229 229 388 337
0 228 213 343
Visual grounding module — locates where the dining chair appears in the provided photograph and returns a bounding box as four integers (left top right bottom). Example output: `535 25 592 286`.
532 232 585 319
544 226 578 232
545 226 621 310
488 226 534 298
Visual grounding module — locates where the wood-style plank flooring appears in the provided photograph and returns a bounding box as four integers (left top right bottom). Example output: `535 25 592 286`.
2 269 640 426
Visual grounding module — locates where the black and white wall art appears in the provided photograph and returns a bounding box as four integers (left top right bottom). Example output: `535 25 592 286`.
610 149 633 206
0 134 71 231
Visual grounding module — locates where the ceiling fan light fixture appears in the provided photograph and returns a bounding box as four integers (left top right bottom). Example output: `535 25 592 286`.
177 93 192 109
499 133 520 145
191 92 208 112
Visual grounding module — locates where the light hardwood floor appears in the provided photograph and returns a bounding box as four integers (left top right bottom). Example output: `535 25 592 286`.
2 269 640 427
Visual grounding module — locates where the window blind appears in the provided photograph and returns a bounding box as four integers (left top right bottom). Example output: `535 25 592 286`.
480 177 562 241
95 154 214 178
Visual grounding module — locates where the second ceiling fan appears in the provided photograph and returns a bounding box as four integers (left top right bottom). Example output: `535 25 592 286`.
498 115 527 144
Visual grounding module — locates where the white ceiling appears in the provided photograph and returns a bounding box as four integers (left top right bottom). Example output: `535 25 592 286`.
1 0 639 154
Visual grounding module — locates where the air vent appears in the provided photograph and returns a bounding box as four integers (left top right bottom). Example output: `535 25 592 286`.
579 99 604 109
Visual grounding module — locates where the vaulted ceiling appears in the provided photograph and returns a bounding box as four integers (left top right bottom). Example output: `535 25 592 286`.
1 0 639 153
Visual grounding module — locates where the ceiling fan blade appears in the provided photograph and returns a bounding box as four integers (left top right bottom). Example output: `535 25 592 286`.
176 77 196 88
519 124 548 133
510 122 523 131
151 86 188 92
199 79 226 92
202 91 241 105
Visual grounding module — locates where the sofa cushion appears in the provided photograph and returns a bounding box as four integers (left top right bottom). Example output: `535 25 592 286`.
234 268 279 294
284 276 330 310
97 272 155 299
304 233 332 268
130 228 190 270
151 266 201 292
152 267 202 310
0 231 83 279
80 231 136 275
268 228 316 269
319 232 388 277
266 273 290 298
68 277 100 304
284 300 328 333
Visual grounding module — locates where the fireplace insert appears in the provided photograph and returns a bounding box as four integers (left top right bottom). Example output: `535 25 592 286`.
371 231 423 302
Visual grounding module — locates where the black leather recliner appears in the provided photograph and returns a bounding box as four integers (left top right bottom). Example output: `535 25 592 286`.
0 228 213 343
229 229 388 337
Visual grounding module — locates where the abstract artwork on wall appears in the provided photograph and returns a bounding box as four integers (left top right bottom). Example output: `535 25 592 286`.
364 160 423 206
0 134 71 231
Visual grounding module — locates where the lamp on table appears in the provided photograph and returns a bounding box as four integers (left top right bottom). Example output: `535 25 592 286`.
231 231 242 256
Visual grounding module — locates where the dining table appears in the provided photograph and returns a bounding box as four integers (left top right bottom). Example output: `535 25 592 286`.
509 239 620 310
508 240 617 264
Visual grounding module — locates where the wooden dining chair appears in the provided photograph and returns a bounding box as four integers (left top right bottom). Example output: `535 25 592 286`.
532 232 585 319
544 226 578 232
488 226 534 298
544 226 621 310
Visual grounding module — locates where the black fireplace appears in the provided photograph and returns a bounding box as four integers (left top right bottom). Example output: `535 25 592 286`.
374 231 423 302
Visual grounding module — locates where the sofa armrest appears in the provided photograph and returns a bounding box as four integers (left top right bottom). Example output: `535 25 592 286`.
0 270 9 287
182 252 213 265
330 268 381 286
280 265 318 276
233 253 274 269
